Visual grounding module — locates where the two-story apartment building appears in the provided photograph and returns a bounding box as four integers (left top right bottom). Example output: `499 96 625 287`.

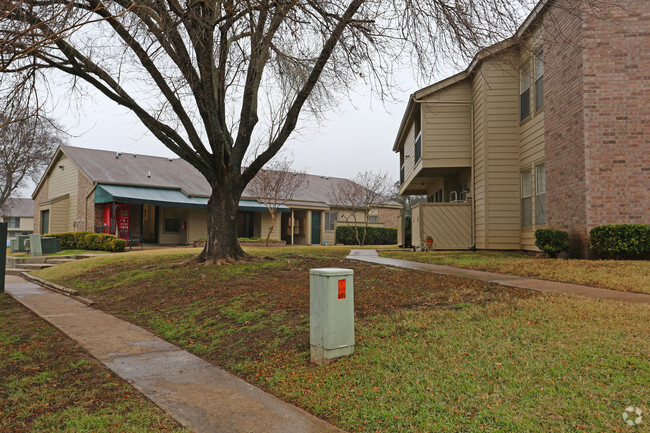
1 198 35 243
394 0 649 257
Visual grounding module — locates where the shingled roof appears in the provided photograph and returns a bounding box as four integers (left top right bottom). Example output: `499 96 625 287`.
2 198 34 217
41 146 399 208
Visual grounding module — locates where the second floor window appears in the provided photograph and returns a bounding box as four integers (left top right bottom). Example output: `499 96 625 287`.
520 61 531 121
534 49 544 111
7 217 20 228
415 132 422 162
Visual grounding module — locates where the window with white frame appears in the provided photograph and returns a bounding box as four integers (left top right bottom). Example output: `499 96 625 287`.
534 49 544 111
521 170 532 226
7 217 20 228
535 164 546 224
520 61 531 121
324 212 337 231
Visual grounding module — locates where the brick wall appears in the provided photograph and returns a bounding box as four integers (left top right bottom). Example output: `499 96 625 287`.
77 172 95 231
582 0 650 232
377 207 401 230
543 0 588 255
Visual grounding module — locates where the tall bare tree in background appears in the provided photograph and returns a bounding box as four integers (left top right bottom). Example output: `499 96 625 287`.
0 101 61 212
1 0 575 263
246 159 306 246
330 170 390 246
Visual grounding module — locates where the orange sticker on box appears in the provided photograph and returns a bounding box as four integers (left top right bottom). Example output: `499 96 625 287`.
338 279 346 299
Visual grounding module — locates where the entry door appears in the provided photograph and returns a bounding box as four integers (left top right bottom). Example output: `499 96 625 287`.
311 211 321 245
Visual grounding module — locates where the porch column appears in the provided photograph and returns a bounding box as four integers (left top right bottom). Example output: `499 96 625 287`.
291 209 295 245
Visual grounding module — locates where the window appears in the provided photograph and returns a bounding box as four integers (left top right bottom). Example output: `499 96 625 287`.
534 49 544 111
414 132 422 162
164 217 180 233
521 170 532 226
535 164 546 224
324 212 337 231
40 210 49 235
368 215 378 223
520 61 531 121
7 217 20 228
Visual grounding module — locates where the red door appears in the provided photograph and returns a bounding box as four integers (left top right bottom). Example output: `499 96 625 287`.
116 204 130 239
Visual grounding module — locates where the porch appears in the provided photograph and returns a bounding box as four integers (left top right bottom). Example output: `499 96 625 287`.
411 202 472 250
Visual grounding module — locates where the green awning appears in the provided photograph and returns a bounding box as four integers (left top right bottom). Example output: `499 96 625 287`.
94 184 288 212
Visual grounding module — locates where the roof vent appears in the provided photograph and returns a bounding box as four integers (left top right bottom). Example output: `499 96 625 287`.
168 158 174 162
133 154 137 158
147 171 151 178
115 152 122 159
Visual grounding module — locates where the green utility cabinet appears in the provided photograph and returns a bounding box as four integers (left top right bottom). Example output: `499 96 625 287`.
309 268 355 365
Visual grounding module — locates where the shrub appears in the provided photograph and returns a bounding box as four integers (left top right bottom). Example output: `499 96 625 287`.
335 226 398 245
48 231 124 252
534 228 569 258
590 224 650 260
110 238 127 252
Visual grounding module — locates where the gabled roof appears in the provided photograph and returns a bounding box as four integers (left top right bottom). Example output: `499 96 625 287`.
35 145 400 208
393 0 551 152
2 198 34 217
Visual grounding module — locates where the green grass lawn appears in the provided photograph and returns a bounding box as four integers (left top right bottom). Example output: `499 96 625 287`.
7 248 110 257
31 248 649 432
0 294 189 432
379 250 650 295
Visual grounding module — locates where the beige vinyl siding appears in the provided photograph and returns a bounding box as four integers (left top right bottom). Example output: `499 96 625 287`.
41 196 70 234
481 60 521 250
417 203 472 249
187 208 207 242
47 154 79 232
472 72 487 249
421 81 472 168
259 211 283 240
400 122 418 192
158 206 188 244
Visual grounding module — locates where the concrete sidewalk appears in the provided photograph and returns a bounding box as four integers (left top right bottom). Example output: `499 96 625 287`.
347 250 650 305
4 275 343 433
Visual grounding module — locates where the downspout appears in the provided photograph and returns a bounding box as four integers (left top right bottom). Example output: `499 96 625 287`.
84 182 97 231
412 98 476 249
291 209 294 245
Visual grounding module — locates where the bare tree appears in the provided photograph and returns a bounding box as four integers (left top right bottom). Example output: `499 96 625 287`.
0 105 61 212
2 0 601 263
330 170 390 246
246 159 306 246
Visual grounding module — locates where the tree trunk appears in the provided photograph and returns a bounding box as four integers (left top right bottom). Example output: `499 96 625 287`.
265 211 275 247
197 182 249 264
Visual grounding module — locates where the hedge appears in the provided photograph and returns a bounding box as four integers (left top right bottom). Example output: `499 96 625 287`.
335 225 398 245
589 224 650 260
49 231 126 252
534 228 569 258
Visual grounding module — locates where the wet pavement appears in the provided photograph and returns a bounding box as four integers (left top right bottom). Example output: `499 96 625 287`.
347 250 650 305
4 275 344 433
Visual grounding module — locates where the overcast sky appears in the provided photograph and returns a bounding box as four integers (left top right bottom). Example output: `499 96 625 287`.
52 64 456 183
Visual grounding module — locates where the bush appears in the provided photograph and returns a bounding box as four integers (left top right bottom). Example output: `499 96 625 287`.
590 224 650 260
534 228 569 258
336 225 398 245
48 231 124 252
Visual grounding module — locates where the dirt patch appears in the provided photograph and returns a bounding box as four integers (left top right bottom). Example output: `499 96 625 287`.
49 254 537 373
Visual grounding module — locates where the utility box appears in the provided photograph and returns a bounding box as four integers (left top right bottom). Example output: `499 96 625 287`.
29 234 43 257
310 268 354 365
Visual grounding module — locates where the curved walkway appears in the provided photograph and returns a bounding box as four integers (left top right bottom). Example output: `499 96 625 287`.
347 250 650 305
4 275 343 433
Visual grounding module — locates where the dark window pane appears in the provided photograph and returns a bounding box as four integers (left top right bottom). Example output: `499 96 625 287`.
536 193 546 224
535 76 544 111
521 197 532 226
164 217 180 233
415 134 422 162
520 89 530 121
